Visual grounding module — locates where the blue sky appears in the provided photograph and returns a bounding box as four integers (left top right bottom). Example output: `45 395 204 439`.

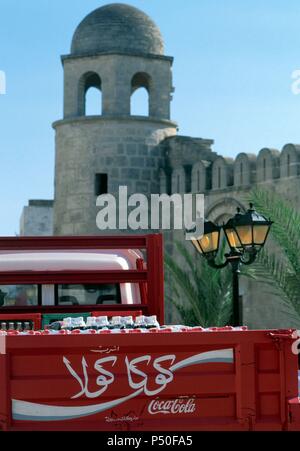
1 0 300 235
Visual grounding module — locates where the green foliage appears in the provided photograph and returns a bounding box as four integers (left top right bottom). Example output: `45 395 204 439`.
165 239 233 327
249 188 300 318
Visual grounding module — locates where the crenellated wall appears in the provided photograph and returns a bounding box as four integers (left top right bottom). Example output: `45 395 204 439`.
162 141 300 196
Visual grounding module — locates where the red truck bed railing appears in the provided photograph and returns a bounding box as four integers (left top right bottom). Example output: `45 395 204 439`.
0 234 164 322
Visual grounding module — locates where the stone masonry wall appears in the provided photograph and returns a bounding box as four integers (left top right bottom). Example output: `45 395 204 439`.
20 200 54 237
53 116 177 235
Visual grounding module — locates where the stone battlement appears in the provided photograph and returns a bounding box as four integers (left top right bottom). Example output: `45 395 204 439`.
160 139 300 194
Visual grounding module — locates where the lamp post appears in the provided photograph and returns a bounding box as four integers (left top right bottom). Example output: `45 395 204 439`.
190 204 273 326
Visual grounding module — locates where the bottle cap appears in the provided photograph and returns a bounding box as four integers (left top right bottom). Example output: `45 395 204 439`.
96 316 109 328
134 316 146 327
24 322 31 330
111 316 122 326
145 316 159 327
120 316 134 327
71 317 86 329
61 318 72 329
86 317 97 328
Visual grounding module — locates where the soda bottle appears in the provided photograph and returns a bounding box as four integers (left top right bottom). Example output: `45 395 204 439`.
16 322 23 332
24 322 31 331
71 317 85 330
61 317 72 331
170 325 190 332
47 321 62 331
1 322 7 332
8 322 15 331
121 316 134 329
86 317 97 330
110 316 122 330
42 329 51 335
134 316 147 329
144 316 160 329
71 329 82 335
95 316 109 330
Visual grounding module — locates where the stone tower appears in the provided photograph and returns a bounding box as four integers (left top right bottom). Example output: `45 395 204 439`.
20 2 300 328
53 3 177 235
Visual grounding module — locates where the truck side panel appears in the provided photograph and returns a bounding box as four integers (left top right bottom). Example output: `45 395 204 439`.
0 330 298 431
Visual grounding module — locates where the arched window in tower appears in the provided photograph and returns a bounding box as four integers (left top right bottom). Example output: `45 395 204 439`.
218 167 221 189
240 162 243 185
86 87 102 116
131 72 151 117
287 153 291 177
263 158 267 181
78 72 102 116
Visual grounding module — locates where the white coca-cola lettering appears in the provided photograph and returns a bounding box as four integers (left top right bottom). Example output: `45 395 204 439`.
63 356 117 399
148 398 196 415
125 355 151 392
153 355 175 387
126 354 175 397
63 349 233 401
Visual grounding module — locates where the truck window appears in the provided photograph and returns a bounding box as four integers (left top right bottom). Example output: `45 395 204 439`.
0 285 39 307
56 284 121 306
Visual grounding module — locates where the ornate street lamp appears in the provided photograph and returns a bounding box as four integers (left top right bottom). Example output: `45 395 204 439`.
190 204 273 326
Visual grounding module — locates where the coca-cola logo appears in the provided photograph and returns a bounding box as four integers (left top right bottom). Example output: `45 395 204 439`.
12 349 233 422
148 398 196 415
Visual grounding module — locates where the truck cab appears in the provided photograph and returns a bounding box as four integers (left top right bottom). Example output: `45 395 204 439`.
0 234 164 326
0 249 143 308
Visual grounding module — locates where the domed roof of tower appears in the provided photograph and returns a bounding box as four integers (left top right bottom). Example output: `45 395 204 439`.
71 3 164 57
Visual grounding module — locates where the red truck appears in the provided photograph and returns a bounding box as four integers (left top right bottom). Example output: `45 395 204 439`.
0 234 299 431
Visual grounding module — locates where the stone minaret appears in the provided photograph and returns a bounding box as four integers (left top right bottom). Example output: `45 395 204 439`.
53 3 177 235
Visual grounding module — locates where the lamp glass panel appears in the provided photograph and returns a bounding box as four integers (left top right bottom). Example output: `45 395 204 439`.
225 228 242 248
199 231 219 254
253 225 269 245
192 239 203 254
236 225 253 246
